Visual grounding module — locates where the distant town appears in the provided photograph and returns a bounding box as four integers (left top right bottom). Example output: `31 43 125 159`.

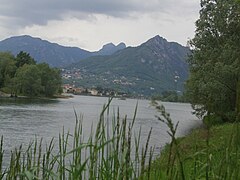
61 68 142 98
62 83 129 98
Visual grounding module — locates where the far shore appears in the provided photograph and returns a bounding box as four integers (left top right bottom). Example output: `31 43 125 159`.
0 91 11 98
0 91 73 100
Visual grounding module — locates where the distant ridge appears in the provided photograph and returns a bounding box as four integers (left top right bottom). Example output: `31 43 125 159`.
0 35 126 67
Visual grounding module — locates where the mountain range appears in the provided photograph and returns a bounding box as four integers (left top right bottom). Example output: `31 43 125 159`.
0 35 126 67
0 35 190 96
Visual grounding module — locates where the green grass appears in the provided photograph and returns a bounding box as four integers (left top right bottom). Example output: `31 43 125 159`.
148 111 240 179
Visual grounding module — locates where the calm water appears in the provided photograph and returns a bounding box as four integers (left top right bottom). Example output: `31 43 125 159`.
0 95 201 157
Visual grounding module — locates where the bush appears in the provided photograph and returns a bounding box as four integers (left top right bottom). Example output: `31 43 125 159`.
203 114 224 127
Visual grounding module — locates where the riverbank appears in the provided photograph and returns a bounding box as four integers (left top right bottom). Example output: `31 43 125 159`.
148 123 240 179
0 91 10 97
0 90 72 100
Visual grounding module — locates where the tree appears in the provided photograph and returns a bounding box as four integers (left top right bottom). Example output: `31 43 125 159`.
0 52 17 93
0 51 62 97
37 63 62 97
15 64 41 97
237 0 240 121
186 0 240 121
15 51 36 68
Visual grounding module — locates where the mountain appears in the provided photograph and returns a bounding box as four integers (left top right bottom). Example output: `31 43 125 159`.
66 35 190 96
0 34 190 95
0 35 126 67
94 42 126 56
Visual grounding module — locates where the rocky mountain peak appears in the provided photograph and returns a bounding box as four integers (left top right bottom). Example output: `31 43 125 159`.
102 43 115 49
143 35 168 49
97 42 126 55
116 42 126 49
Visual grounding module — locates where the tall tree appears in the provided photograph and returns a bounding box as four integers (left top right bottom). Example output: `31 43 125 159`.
0 52 17 91
187 0 240 121
15 64 41 97
15 51 36 68
37 63 62 97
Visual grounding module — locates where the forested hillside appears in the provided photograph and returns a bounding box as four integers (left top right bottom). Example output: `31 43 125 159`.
66 35 190 96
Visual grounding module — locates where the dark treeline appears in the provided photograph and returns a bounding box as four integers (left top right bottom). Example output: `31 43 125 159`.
151 91 188 103
0 51 62 97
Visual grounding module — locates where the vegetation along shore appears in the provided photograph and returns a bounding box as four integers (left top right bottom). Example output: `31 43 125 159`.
0 51 62 98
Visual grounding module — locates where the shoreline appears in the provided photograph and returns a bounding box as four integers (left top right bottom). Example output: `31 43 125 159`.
0 91 11 98
0 91 73 100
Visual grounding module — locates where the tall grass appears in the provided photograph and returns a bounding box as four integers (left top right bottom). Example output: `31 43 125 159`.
0 98 154 179
148 100 240 179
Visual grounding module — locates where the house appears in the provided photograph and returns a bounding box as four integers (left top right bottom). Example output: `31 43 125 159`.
90 89 98 96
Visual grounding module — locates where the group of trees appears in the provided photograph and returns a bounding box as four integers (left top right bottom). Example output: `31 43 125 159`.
186 0 240 122
0 51 62 97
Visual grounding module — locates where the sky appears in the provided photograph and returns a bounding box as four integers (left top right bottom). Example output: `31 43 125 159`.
0 0 200 51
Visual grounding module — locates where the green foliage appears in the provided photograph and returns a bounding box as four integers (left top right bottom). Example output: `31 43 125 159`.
151 91 188 102
0 52 16 89
0 51 62 97
15 51 36 68
37 63 62 97
161 91 178 102
151 100 185 179
15 64 41 97
186 0 240 121
236 80 240 121
148 101 240 179
203 114 224 127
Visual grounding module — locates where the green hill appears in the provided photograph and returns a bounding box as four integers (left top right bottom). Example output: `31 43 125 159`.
66 35 190 96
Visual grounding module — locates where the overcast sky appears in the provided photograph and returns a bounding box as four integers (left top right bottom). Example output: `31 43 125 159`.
0 0 200 51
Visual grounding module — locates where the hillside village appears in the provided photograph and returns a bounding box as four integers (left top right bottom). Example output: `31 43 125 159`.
61 68 137 97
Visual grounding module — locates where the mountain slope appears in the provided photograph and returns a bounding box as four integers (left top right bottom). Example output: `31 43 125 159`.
67 35 190 96
0 35 126 67
0 35 92 67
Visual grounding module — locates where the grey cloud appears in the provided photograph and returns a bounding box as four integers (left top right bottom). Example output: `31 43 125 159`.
0 0 199 27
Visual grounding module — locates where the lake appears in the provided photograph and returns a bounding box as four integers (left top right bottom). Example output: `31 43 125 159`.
0 95 201 158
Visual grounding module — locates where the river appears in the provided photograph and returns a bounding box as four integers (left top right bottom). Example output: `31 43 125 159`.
0 95 201 159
